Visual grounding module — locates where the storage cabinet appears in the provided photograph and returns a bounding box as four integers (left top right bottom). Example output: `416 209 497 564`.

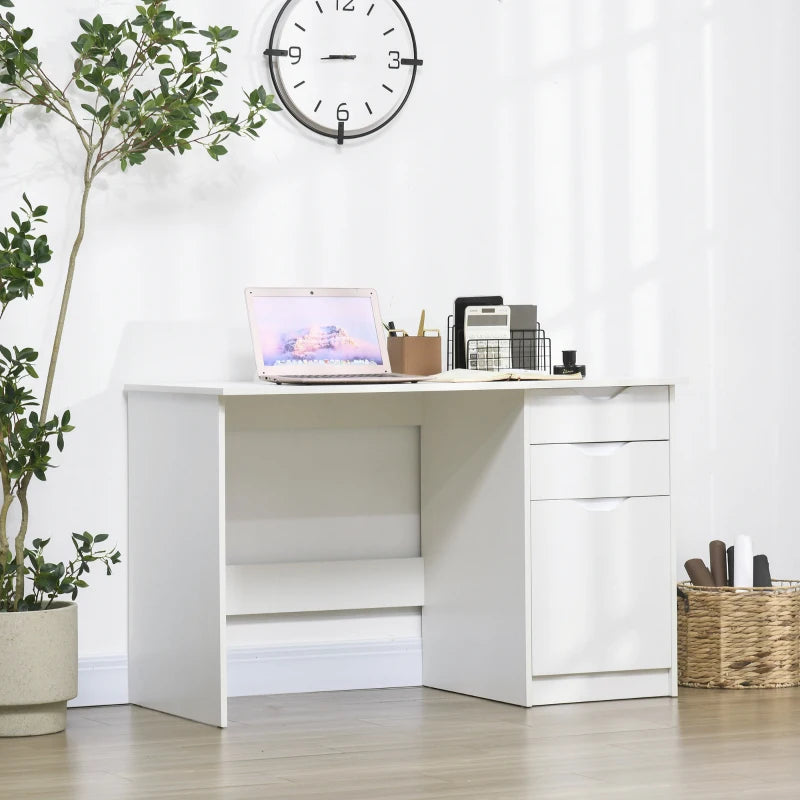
526 385 675 705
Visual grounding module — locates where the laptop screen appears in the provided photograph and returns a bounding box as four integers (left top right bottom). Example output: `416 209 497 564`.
251 295 385 368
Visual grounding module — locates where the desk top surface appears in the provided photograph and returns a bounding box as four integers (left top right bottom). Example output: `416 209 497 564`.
125 377 676 397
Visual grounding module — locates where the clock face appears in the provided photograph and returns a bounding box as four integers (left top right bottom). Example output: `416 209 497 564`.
265 0 422 143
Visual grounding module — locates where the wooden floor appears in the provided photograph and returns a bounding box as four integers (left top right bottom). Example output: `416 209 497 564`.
2 687 800 798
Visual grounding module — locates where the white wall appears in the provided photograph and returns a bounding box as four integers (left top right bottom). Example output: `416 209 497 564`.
2 0 799 696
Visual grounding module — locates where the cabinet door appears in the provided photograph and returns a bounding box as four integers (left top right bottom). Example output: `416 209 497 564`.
531 496 671 677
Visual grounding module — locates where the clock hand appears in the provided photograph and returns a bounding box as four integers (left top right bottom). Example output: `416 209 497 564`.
320 54 357 60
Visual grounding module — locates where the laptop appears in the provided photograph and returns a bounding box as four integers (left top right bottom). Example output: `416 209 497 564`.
245 287 423 385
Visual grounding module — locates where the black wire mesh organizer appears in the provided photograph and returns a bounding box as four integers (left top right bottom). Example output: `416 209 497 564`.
446 316 552 373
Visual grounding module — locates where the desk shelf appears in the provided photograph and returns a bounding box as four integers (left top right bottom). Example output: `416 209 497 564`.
226 558 424 616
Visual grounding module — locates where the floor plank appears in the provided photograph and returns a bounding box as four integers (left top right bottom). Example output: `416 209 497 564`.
1 687 800 799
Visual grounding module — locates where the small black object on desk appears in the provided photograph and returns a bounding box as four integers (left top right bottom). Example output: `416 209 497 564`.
554 349 586 377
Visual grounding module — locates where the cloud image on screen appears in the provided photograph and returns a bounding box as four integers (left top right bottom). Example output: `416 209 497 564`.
253 296 383 367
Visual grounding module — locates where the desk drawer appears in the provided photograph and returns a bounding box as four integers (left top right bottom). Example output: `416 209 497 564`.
530 441 669 500
531 496 672 676
527 386 669 444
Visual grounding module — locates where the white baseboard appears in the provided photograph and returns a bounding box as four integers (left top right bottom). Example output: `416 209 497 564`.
70 654 129 708
69 638 423 708
529 669 674 705
228 637 422 697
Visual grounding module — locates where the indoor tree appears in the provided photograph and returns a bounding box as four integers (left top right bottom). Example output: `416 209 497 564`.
0 0 279 610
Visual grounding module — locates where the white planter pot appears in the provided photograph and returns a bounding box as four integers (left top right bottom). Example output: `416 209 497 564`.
0 601 78 736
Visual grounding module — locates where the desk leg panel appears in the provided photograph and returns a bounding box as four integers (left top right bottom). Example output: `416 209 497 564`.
421 391 530 706
128 392 227 727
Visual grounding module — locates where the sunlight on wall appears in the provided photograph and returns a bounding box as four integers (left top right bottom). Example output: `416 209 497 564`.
533 77 574 314
631 278 662 374
495 99 516 289
628 0 657 32
628 42 659 270
578 0 604 49
532 0 572 68
704 16 716 231
581 62 605 295
585 306 608 372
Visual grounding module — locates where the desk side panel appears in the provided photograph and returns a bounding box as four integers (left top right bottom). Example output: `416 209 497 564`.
669 384 679 696
421 391 530 705
128 392 226 727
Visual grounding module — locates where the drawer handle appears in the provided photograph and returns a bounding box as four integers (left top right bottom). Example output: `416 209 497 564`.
569 442 629 457
578 387 629 401
573 497 630 511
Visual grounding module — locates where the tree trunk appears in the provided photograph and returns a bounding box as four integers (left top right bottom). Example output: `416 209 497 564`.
13 481 29 610
40 158 93 421
0 491 12 574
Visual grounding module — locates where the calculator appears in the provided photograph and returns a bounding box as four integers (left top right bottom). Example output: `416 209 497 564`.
463 305 512 371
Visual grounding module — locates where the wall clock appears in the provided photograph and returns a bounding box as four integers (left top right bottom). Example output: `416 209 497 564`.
264 0 423 145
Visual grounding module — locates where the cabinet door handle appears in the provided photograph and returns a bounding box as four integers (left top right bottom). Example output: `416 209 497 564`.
569 442 629 457
573 497 630 512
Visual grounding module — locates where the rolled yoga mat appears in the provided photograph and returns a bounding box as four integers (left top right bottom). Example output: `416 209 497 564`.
685 558 715 586
710 540 727 586
753 554 773 588
727 546 735 587
734 534 754 588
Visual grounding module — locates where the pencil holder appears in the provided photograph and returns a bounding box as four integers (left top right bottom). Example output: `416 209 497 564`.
387 332 442 375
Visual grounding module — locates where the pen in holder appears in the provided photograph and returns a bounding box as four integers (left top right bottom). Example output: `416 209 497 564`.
387 329 442 375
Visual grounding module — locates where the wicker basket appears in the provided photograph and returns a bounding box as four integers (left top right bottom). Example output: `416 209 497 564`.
677 580 800 688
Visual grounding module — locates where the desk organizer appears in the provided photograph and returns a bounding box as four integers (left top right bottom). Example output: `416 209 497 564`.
446 316 551 372
677 581 800 688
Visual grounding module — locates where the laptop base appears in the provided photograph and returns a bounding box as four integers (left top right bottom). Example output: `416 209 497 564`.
262 373 423 386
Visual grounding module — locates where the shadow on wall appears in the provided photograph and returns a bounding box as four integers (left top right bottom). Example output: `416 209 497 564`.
0 108 84 191
110 320 256 385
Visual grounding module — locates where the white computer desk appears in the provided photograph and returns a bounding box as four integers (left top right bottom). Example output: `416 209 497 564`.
126 378 677 727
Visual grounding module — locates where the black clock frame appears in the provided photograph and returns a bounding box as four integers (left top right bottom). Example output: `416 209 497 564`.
265 0 421 145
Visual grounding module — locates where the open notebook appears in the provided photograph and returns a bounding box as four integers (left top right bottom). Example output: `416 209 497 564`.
426 369 583 383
